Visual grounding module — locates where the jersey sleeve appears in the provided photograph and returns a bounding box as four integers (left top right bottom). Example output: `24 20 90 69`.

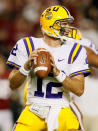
7 37 35 69
88 40 98 54
7 39 27 69
69 46 90 77
79 38 98 54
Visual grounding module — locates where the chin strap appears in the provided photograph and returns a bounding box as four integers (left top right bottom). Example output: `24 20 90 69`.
42 28 59 39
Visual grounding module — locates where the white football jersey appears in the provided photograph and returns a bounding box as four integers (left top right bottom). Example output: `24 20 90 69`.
76 38 98 54
7 37 90 107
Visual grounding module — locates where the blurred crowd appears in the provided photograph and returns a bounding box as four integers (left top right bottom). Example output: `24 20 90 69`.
0 0 98 131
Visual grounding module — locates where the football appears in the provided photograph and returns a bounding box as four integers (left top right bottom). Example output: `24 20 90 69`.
33 49 52 78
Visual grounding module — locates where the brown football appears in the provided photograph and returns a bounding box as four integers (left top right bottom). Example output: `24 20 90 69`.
33 49 52 78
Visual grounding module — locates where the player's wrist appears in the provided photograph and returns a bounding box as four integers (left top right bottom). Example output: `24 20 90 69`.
55 70 66 82
24 60 32 71
19 66 30 76
53 67 60 76
53 70 60 77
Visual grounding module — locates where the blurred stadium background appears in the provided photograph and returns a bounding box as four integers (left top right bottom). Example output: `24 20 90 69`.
0 0 98 131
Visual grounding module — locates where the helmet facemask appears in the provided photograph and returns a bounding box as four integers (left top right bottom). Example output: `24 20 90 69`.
50 19 73 41
50 19 82 41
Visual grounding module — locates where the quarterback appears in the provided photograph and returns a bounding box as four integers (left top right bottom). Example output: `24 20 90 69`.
7 6 90 131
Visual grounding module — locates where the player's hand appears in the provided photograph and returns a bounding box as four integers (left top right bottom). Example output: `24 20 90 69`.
50 55 60 76
24 49 39 71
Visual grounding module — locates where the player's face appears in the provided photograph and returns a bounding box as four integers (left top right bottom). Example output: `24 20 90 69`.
60 22 72 36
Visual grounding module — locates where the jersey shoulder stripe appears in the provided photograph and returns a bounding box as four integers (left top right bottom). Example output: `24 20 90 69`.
7 61 21 69
68 43 82 64
23 37 35 56
69 69 90 77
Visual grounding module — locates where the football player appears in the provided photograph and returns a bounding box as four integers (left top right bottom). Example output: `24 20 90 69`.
7 5 90 131
24 27 98 131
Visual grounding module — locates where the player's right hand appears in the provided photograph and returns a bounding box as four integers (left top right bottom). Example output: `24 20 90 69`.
24 49 39 71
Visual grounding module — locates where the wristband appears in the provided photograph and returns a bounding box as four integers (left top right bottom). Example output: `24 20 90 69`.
55 71 66 82
19 66 30 76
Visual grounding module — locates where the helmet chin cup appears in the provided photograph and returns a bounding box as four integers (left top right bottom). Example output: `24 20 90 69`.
60 36 74 43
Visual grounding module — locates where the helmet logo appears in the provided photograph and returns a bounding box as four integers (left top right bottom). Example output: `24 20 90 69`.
45 12 52 20
53 7 59 11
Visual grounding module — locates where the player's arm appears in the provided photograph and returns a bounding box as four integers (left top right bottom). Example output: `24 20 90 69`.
53 69 84 96
9 69 26 90
8 50 38 90
85 46 98 67
62 74 84 96
51 46 89 97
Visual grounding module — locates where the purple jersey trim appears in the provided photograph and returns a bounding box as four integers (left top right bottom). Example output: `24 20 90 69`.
73 45 82 63
70 105 81 130
7 61 21 69
23 38 30 56
72 101 83 119
29 37 35 51
68 43 77 64
69 69 90 77
23 37 35 57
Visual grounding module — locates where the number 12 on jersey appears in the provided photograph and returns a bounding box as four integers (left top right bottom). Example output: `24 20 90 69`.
34 78 63 98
